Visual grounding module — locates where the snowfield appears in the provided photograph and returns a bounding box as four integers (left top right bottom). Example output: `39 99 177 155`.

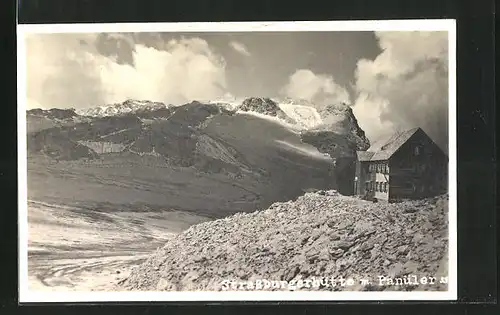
278 103 323 129
28 200 208 291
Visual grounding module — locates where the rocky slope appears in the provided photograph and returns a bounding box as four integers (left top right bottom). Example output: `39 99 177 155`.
28 108 79 120
26 108 90 134
121 191 448 292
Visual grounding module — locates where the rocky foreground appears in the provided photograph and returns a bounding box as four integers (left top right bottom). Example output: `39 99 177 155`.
120 191 448 292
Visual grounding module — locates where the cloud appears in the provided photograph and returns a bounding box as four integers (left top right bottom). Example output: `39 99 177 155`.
229 41 251 57
352 93 395 140
352 31 449 150
280 69 350 108
25 33 228 109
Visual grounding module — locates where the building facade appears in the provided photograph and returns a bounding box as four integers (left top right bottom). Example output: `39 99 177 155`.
354 128 448 202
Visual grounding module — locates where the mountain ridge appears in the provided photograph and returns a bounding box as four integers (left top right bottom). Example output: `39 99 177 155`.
27 97 367 140
27 97 370 202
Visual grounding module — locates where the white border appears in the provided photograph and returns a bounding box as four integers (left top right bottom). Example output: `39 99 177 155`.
17 20 457 303
17 20 454 33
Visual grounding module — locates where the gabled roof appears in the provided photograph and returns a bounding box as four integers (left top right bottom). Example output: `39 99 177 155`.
356 151 375 161
357 127 420 162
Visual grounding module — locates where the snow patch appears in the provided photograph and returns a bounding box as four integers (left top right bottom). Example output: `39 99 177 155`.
205 95 245 111
275 140 332 160
278 103 323 129
78 141 126 154
235 110 302 132
77 100 171 117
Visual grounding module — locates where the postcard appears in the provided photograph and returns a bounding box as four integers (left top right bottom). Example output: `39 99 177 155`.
17 20 457 302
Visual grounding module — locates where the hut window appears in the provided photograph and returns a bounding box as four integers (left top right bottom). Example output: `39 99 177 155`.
414 146 421 156
383 182 388 192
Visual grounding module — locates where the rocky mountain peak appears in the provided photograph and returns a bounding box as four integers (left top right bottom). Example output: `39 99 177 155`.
27 108 78 120
76 99 172 117
277 97 317 107
240 97 281 115
301 102 370 157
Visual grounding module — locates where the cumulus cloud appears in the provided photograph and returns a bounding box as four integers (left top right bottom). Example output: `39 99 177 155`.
352 31 449 151
25 33 228 109
229 41 251 57
352 93 395 140
280 69 350 108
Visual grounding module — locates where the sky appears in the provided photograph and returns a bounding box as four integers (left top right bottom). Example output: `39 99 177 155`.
24 30 449 150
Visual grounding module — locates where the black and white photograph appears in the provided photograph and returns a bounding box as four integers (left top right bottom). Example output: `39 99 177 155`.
17 21 457 302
